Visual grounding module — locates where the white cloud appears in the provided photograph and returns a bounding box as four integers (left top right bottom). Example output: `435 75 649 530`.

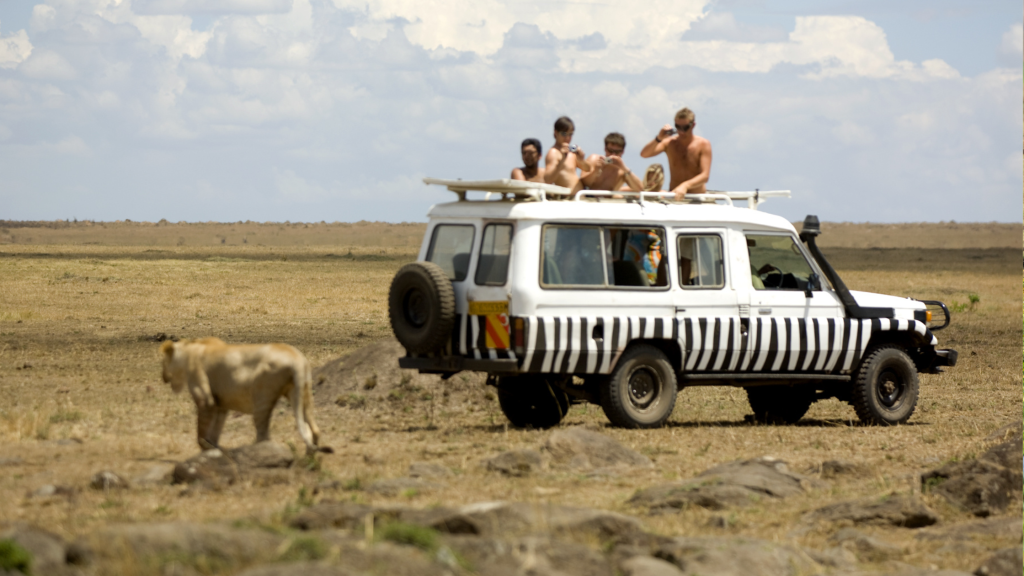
133 0 293 15
0 29 32 69
18 49 76 80
1000 23 1022 57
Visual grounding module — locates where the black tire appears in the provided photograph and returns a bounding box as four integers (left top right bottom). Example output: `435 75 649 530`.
600 345 677 428
851 345 919 425
496 375 570 429
745 385 814 424
388 262 455 355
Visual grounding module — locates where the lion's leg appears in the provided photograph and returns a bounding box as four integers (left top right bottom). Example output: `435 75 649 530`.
252 386 278 444
196 405 218 450
207 407 228 448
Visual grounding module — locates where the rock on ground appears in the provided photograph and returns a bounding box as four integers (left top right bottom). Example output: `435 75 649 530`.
89 470 129 490
802 494 938 528
407 461 451 478
915 517 1022 545
830 528 903 561
922 423 1023 517
629 456 823 512
543 428 653 471
447 535 615 576
172 442 296 487
653 536 820 576
973 547 1023 576
620 555 686 576
483 449 547 477
0 522 86 576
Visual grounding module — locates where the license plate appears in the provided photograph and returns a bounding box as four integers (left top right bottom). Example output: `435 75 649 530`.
468 301 508 315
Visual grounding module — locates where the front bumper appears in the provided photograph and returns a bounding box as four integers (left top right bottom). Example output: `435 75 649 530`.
399 356 519 375
934 348 958 367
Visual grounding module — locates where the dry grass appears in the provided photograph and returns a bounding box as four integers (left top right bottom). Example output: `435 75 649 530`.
0 224 1019 575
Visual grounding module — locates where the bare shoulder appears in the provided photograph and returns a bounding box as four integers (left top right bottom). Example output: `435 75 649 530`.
511 167 524 179
544 148 562 164
696 136 712 150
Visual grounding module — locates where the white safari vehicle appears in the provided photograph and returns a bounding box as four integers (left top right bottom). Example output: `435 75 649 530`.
388 179 957 429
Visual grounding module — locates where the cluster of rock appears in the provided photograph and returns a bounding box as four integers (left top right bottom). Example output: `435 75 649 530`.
4 422 1020 575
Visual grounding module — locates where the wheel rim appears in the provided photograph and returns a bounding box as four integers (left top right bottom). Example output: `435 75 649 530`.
876 367 905 408
403 288 429 328
626 366 662 412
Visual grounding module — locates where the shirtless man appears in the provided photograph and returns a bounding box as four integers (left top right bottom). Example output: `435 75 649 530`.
511 138 544 183
640 107 712 200
581 132 644 192
543 116 592 196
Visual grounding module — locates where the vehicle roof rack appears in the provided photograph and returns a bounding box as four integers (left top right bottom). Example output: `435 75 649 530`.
423 178 571 201
424 178 790 210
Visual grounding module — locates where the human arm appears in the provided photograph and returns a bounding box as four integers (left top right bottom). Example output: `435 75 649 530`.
670 140 713 199
640 125 676 158
579 154 603 188
574 147 592 172
608 156 644 191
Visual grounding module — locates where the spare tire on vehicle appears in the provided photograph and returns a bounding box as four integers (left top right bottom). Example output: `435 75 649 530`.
388 262 455 355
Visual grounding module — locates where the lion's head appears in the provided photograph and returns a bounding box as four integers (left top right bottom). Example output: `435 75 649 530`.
160 340 187 393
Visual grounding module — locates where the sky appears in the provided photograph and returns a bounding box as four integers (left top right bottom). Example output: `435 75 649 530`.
0 0 1020 223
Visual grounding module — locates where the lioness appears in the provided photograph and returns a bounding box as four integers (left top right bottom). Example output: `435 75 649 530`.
160 337 332 454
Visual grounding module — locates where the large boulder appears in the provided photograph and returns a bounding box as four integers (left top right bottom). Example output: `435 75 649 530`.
630 457 823 512
543 428 653 472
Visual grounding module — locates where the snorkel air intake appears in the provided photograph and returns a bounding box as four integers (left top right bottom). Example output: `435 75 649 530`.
799 215 893 319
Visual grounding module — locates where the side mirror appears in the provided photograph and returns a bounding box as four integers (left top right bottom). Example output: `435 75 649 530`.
805 273 820 298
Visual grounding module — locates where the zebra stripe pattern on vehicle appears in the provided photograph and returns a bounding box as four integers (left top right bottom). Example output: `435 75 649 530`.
511 316 934 376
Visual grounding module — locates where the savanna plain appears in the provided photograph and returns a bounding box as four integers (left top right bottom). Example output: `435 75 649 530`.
0 220 1020 576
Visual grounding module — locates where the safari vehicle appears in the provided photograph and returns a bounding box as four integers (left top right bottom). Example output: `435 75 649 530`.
388 179 957 429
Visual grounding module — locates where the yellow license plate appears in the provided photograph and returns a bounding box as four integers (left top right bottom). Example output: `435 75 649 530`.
468 301 508 315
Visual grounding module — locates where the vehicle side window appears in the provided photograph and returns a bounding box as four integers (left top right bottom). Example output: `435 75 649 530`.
542 226 604 286
745 234 815 290
677 235 724 289
476 223 513 285
607 228 667 287
427 224 475 282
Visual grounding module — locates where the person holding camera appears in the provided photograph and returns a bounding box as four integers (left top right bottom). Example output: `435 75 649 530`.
543 116 592 197
581 132 644 192
640 107 712 200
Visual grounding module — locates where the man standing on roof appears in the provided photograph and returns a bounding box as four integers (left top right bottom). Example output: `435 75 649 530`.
511 138 545 183
640 107 712 200
581 132 644 192
544 116 592 196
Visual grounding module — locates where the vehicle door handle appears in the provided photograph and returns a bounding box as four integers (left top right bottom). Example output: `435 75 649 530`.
758 308 772 315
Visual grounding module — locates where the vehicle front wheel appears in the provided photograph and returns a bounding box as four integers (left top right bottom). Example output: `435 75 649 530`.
496 375 570 429
851 345 919 425
600 345 677 428
745 385 814 424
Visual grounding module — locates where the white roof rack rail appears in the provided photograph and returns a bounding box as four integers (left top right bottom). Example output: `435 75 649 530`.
423 178 571 201
424 177 790 210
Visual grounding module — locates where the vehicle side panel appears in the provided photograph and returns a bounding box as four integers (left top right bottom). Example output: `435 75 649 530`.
515 315 936 375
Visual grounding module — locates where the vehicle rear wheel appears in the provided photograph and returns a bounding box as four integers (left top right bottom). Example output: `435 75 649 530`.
852 345 919 425
496 375 570 429
745 385 814 424
600 345 677 428
388 262 455 355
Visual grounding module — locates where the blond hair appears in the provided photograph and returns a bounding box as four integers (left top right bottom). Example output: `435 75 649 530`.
674 107 695 123
642 164 664 191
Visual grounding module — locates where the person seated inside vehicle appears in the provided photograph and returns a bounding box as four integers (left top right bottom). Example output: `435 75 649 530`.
623 229 662 286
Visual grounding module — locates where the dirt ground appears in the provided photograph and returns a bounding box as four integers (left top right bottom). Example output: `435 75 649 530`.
0 221 1020 575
